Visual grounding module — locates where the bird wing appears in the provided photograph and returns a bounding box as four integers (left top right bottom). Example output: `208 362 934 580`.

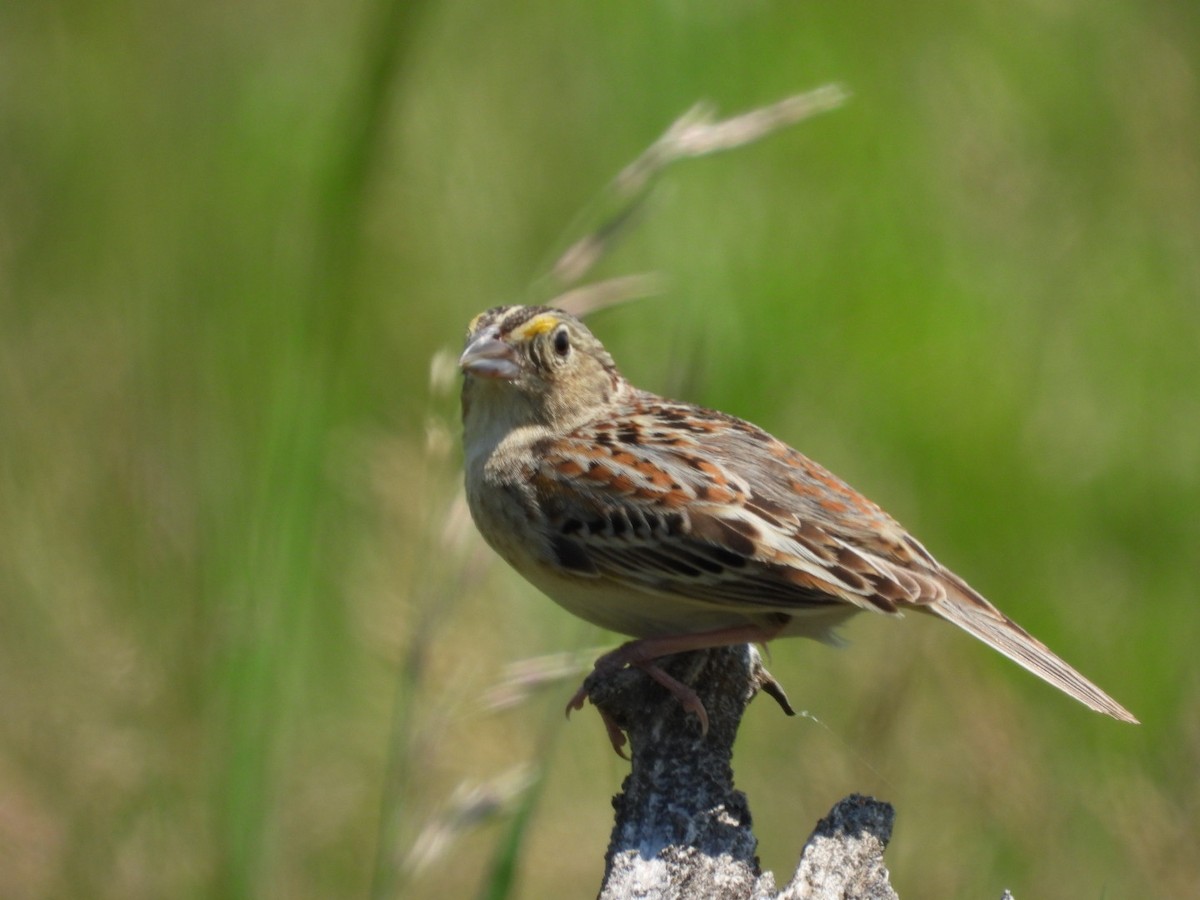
528 398 939 616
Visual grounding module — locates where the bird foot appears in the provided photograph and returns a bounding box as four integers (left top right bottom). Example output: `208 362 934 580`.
566 628 789 755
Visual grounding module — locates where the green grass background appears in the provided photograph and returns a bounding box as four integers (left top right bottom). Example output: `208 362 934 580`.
2 1 1197 897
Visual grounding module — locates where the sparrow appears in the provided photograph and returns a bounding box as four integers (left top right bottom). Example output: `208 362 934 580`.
458 304 1138 745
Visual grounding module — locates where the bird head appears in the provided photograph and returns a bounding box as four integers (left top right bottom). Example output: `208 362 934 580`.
459 305 622 431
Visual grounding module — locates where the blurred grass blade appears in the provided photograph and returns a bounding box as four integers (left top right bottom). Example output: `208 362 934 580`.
476 766 547 900
537 84 850 294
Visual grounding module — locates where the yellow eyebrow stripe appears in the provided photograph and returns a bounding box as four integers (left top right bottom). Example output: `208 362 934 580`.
511 313 561 340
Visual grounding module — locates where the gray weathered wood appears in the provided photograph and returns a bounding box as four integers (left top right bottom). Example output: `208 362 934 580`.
585 645 897 899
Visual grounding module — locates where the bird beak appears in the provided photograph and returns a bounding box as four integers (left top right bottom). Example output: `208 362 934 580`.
459 330 520 381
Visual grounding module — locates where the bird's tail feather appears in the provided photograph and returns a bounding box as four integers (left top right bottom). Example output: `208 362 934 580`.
930 580 1138 724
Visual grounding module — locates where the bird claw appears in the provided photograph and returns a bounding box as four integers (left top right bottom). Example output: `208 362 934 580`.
754 660 797 716
598 708 630 758
566 677 629 757
565 684 588 717
636 660 710 735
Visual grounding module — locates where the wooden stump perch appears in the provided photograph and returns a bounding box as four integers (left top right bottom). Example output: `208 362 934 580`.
586 645 897 899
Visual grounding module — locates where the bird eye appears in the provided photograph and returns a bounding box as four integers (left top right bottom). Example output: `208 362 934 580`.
552 326 571 357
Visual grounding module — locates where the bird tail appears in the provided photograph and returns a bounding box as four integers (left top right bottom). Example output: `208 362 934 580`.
929 577 1138 724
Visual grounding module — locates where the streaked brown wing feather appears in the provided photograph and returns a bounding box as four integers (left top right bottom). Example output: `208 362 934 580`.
529 398 938 616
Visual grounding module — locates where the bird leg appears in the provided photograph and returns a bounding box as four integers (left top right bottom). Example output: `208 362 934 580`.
566 622 789 751
633 659 711 733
